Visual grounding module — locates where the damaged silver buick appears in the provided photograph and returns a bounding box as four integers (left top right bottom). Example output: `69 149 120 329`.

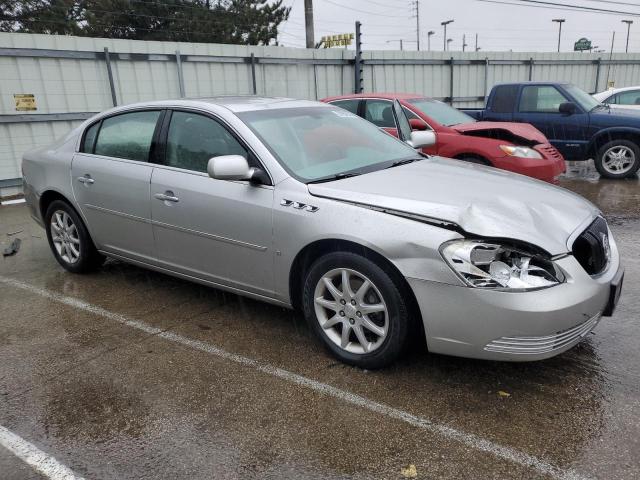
22 97 624 368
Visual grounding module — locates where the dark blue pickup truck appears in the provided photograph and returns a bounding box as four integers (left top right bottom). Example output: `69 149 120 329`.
463 82 640 178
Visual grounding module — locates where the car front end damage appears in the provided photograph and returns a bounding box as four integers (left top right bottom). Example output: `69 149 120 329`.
408 216 623 361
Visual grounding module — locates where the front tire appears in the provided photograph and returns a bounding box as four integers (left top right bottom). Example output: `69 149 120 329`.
45 200 104 273
302 252 411 369
595 140 640 179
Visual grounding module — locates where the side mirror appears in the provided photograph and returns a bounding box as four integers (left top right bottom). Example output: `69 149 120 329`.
559 102 577 115
207 155 251 181
406 130 436 149
207 155 269 185
409 118 429 131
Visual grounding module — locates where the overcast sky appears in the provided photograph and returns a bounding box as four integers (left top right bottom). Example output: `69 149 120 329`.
277 0 640 53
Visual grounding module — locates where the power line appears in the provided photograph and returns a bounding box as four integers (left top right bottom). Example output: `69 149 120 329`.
475 0 640 17
319 0 411 18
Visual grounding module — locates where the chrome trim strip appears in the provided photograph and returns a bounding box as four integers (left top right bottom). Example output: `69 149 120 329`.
151 220 268 251
85 204 267 251
85 204 150 223
484 312 601 355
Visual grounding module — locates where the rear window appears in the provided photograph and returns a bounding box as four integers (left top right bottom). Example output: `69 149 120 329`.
490 85 519 113
94 111 161 162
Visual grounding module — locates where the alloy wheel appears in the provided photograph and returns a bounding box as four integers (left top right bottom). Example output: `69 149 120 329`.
50 210 81 264
602 145 635 175
313 268 388 354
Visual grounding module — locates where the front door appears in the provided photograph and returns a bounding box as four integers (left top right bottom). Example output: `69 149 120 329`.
71 110 162 262
515 85 589 160
150 110 275 296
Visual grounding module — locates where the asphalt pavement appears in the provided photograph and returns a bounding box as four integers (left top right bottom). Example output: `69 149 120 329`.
1 162 639 480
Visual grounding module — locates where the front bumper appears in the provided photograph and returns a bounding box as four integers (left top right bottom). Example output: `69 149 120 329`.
407 250 621 361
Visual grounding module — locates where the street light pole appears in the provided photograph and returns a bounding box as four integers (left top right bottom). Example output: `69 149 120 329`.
427 31 435 51
447 38 453 51
622 20 633 53
441 20 454 51
552 19 565 53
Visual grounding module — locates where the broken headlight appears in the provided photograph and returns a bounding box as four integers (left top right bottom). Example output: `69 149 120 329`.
441 240 565 291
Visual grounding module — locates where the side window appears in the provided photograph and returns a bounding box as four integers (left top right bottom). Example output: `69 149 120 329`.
94 111 161 161
519 86 568 113
490 85 519 113
615 90 640 106
164 111 248 173
602 94 616 105
364 100 396 128
329 99 360 115
81 121 100 153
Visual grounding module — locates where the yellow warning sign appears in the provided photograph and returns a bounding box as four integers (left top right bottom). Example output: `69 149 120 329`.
14 94 37 111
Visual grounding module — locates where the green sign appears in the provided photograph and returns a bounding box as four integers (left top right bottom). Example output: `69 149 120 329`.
574 37 592 51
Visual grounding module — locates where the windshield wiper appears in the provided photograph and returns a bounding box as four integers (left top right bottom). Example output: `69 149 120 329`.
385 157 422 169
307 172 360 184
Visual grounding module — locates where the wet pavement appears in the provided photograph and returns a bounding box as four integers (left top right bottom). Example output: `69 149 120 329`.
0 163 639 480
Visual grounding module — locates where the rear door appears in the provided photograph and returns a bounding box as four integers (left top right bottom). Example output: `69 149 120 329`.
71 109 163 262
513 85 589 159
150 109 275 296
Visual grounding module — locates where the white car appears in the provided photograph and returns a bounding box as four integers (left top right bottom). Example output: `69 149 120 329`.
594 86 640 110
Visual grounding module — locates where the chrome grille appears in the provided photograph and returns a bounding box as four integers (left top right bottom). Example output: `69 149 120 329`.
484 312 601 355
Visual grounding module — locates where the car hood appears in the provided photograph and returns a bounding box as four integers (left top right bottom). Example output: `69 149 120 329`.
452 121 548 144
590 105 640 124
307 157 598 255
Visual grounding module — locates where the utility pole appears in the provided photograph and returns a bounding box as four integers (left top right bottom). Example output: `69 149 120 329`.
427 31 435 51
441 20 454 51
304 0 315 49
412 0 420 51
447 39 453 51
622 20 633 53
552 19 565 53
475 33 479 51
462 34 468 52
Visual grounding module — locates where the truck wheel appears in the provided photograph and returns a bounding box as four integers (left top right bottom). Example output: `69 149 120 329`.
595 140 640 179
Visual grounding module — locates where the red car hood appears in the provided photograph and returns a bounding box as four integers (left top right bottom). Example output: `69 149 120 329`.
452 121 548 144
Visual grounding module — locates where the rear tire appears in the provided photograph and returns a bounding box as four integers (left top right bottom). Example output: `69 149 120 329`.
45 200 104 273
302 251 410 369
595 139 640 179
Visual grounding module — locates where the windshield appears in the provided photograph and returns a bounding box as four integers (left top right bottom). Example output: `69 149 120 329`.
407 98 476 126
564 84 601 111
238 106 419 182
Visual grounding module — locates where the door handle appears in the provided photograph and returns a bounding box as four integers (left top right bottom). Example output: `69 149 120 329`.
77 175 94 185
154 192 179 203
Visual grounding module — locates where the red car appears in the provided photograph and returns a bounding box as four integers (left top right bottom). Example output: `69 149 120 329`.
321 93 566 183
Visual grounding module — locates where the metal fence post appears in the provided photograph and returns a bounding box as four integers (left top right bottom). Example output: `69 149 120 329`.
528 57 534 81
175 50 185 98
449 57 454 105
594 58 602 93
104 47 117 107
250 53 257 95
484 57 490 100
354 21 363 93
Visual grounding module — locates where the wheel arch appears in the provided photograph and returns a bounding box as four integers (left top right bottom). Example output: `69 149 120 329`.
288 238 424 335
40 189 76 220
586 127 640 159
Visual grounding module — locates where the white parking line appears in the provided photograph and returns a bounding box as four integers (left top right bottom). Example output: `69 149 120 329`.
0 425 85 480
0 275 589 480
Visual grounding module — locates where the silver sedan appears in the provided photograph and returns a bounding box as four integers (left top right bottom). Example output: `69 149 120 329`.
22 97 624 368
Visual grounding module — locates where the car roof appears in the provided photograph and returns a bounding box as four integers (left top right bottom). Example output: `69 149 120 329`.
102 96 327 114
599 86 640 94
322 93 427 102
